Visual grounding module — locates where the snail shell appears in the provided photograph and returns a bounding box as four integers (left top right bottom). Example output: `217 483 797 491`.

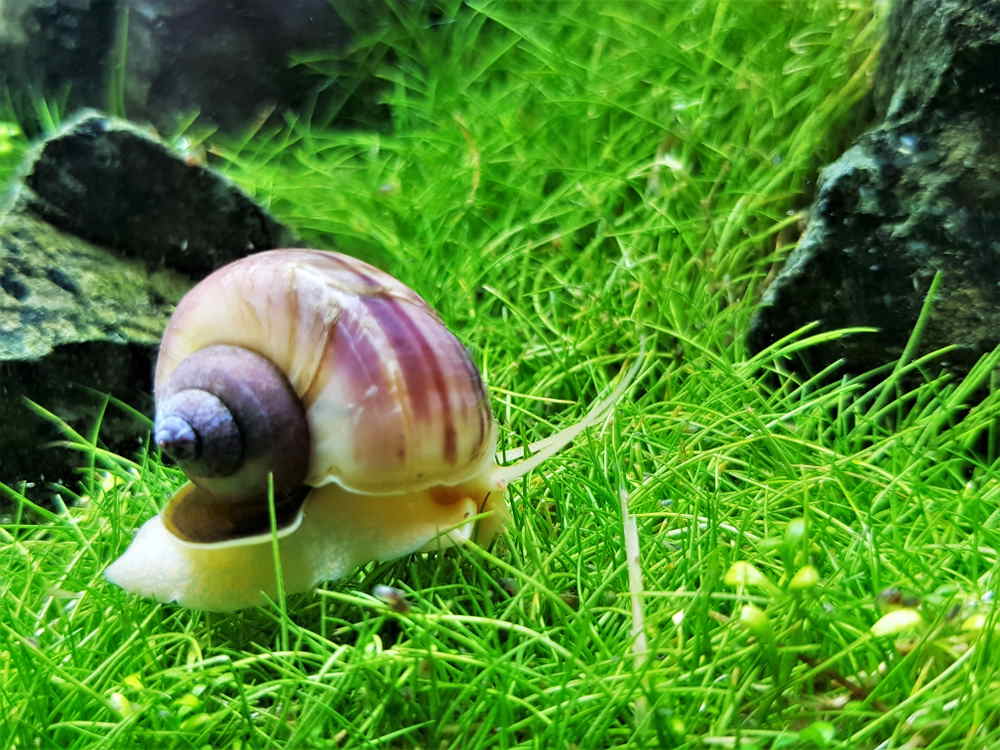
106 249 634 611
155 248 494 500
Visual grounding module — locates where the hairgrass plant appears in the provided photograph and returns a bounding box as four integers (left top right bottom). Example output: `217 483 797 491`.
5 2 1000 748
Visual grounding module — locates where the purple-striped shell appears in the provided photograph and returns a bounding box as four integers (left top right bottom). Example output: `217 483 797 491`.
155 249 495 496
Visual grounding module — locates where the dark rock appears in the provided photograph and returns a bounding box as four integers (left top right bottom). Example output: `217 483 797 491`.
0 0 118 116
121 0 377 133
748 0 1000 381
0 342 158 495
8 111 295 275
0 0 380 136
0 113 295 497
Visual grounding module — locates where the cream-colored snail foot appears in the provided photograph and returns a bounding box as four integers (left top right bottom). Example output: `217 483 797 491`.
106 477 508 612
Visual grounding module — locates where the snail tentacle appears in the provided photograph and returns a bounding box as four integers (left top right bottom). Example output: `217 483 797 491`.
494 347 645 485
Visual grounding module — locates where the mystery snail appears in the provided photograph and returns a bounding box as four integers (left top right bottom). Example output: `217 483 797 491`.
105 249 637 611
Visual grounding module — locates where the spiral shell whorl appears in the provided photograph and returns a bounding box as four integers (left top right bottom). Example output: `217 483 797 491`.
154 344 310 503
155 390 241 475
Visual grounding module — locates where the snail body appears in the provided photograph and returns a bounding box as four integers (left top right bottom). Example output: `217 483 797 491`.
105 249 634 611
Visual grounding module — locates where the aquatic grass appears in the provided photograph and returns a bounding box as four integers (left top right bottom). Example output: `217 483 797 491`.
0 117 28 198
4 1 1000 748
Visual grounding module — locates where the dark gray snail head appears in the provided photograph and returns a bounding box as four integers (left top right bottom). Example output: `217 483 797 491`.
153 344 311 509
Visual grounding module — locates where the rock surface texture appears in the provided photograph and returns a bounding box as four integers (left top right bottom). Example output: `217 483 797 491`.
0 112 294 494
11 113 293 275
748 0 1000 380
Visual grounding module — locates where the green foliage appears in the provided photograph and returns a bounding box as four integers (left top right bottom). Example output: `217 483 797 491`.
0 119 27 191
6 1 1000 749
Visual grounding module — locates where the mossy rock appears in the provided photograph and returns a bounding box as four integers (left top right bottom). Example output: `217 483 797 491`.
0 112 296 500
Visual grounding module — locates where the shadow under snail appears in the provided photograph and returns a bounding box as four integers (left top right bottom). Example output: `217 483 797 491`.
105 248 638 611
